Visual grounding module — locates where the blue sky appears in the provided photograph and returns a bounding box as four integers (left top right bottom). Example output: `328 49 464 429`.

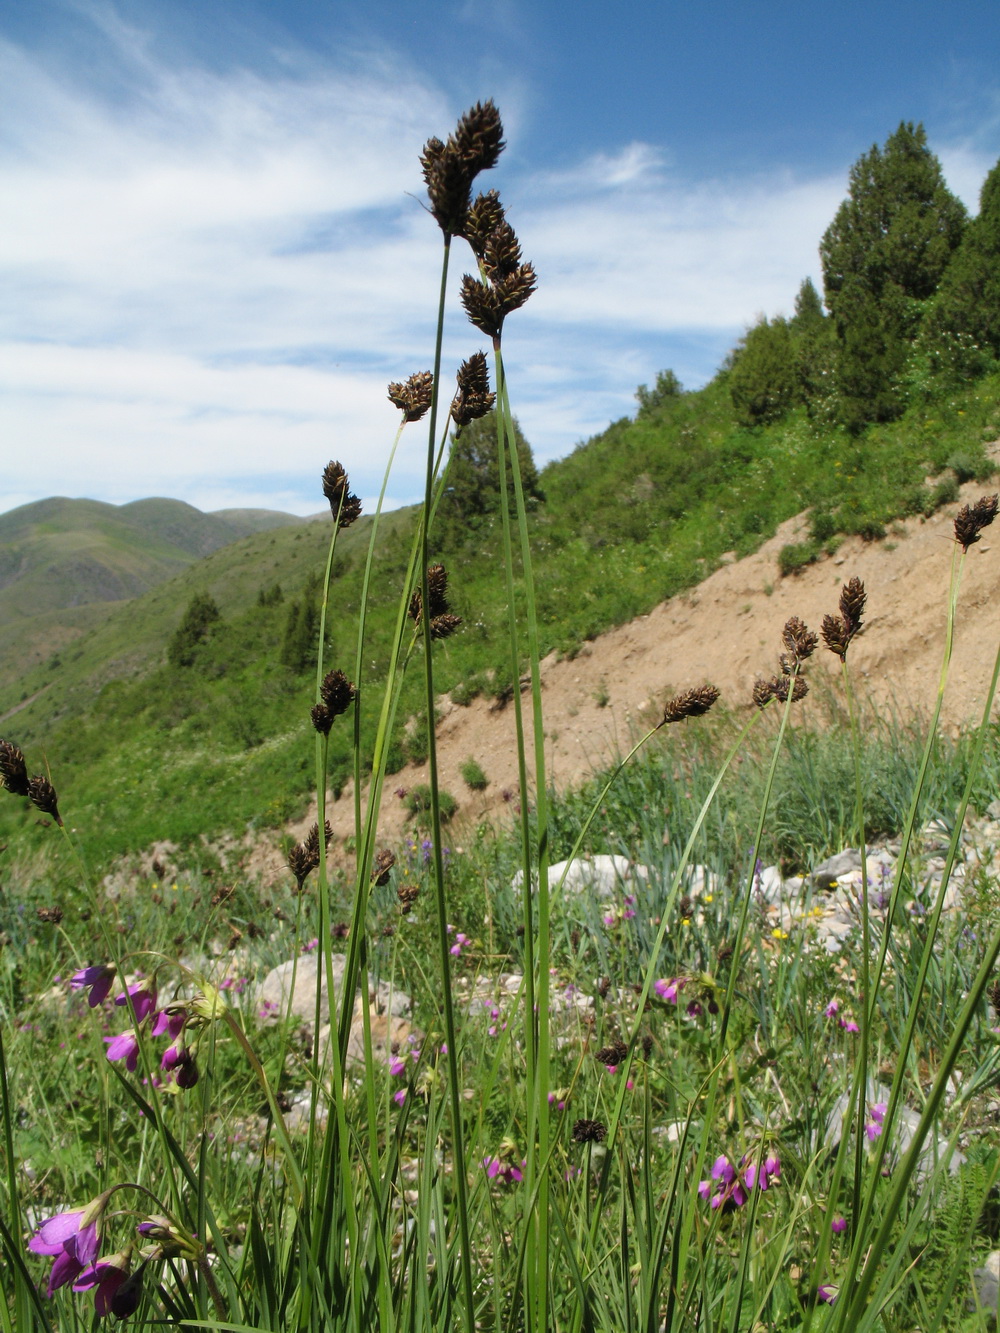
2 0 999 517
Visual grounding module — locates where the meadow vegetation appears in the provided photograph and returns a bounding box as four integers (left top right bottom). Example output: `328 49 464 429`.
3 105 1000 1331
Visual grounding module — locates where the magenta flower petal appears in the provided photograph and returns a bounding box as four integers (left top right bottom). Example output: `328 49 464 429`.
28 1209 87 1255
74 1256 130 1317
115 982 157 1024
47 1248 85 1295
70 965 116 1007
105 1031 141 1071
151 1009 186 1040
831 1215 847 1233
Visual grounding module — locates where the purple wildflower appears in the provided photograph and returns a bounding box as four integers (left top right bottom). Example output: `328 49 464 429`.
161 1043 199 1088
73 1250 131 1318
69 964 116 1007
865 1102 887 1141
824 999 839 1018
743 1153 780 1191
830 1215 847 1233
484 1156 524 1185
28 1195 107 1297
817 1284 838 1304
654 978 681 1003
449 932 470 957
114 980 157 1024
104 1031 141 1071
151 1007 186 1041
839 1018 860 1034
699 1155 748 1211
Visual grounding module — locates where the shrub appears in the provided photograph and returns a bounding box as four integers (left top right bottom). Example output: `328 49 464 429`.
167 592 221 668
460 758 489 791
406 784 458 823
777 542 818 577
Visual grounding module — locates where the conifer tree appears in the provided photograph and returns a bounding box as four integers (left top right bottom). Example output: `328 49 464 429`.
728 316 798 427
820 122 966 429
167 592 221 668
436 412 543 547
921 156 1000 375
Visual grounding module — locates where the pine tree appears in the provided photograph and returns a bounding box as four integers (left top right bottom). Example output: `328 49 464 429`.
789 277 836 408
728 317 798 427
436 412 544 547
820 122 966 429
921 156 1000 376
167 592 221 668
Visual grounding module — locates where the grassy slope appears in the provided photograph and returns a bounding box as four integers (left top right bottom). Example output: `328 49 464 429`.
0 497 305 678
1 369 998 868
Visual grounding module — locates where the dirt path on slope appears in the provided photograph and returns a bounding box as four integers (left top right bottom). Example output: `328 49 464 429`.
252 474 1000 882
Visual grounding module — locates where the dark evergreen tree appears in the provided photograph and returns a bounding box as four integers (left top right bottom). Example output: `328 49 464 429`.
789 277 836 408
436 411 543 546
167 592 221 668
921 156 1000 376
819 122 966 429
728 317 798 427
280 596 318 673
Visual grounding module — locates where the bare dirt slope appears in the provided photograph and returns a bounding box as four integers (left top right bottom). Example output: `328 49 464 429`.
263 476 1000 879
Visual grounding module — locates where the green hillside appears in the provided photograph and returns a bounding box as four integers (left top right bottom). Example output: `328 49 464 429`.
2 122 1000 869
0 496 303 680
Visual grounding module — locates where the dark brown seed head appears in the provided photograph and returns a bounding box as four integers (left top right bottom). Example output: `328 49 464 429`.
387 370 434 423
36 905 63 924
572 1118 607 1144
27 775 61 824
321 461 362 528
594 1039 628 1066
320 670 357 718
782 616 818 662
482 221 523 283
372 849 396 886
210 884 236 908
410 564 452 624
421 102 505 236
430 613 462 640
304 821 333 864
640 1032 654 1058
596 975 611 999
954 494 999 551
839 577 867 635
460 263 537 339
772 675 808 703
452 100 505 175
451 351 496 429
661 684 720 725
310 703 333 735
397 882 421 914
752 677 776 709
0 741 29 797
717 941 734 965
287 844 312 890
226 928 243 950
678 895 693 919
462 189 505 258
820 613 851 661
987 978 1000 1021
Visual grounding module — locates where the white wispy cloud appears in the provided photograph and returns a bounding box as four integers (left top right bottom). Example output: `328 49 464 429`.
1 15 995 517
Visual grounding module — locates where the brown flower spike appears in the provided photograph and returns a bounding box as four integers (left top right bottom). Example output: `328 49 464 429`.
0 740 29 797
421 101 504 236
954 494 999 552
451 352 496 430
572 1119 607 1144
387 371 433 423
661 685 720 725
321 462 362 528
27 775 61 824
821 577 867 662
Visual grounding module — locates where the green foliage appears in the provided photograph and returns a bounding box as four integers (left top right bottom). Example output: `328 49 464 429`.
405 783 458 822
167 591 222 667
435 412 544 548
820 121 967 429
777 541 819 577
460 757 489 791
280 595 318 673
921 155 1000 378
728 316 799 426
635 368 683 416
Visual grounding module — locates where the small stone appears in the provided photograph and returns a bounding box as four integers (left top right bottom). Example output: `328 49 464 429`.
812 849 862 891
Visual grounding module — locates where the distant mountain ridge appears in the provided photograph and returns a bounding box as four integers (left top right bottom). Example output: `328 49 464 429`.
0 495 304 677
